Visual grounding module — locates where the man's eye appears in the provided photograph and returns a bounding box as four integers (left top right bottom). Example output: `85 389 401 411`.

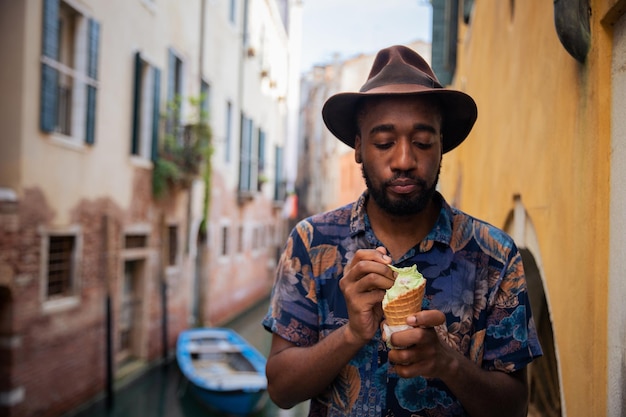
414 142 433 150
374 142 393 150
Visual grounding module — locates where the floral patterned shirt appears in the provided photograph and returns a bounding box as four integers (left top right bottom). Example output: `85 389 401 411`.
263 192 542 416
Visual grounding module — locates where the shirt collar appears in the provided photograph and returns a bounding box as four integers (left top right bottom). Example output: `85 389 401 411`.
349 190 454 250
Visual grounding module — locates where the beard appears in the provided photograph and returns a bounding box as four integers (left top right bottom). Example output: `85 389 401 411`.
361 163 440 217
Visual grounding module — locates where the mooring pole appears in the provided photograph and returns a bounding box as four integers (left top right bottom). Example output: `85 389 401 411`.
102 215 114 409
105 293 114 409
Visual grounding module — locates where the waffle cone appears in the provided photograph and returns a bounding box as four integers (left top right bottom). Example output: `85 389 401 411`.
383 282 425 326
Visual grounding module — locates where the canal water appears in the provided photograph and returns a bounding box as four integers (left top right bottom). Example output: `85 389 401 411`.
65 298 309 417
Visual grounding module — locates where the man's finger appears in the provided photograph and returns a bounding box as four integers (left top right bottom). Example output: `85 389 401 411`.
407 310 446 328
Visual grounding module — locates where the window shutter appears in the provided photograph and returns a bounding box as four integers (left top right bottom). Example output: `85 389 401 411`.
258 129 266 171
463 0 474 24
167 49 176 103
87 19 100 79
86 86 97 144
200 81 210 122
431 0 459 86
40 0 59 133
166 49 177 135
239 114 252 191
131 52 142 155
151 67 161 162
85 18 100 145
274 145 284 201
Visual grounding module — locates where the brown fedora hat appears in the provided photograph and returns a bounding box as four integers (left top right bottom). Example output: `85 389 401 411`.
322 45 477 153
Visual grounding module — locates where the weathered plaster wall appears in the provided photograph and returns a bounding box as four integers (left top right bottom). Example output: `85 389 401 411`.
438 1 613 415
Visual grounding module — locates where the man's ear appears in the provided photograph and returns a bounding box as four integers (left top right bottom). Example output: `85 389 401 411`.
354 136 362 163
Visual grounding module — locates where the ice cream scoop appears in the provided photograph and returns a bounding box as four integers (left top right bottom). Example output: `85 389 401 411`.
382 264 426 346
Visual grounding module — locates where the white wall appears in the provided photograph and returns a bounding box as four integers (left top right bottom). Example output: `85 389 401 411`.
608 10 626 417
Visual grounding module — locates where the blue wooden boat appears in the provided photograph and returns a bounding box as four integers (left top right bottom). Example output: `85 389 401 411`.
176 328 268 415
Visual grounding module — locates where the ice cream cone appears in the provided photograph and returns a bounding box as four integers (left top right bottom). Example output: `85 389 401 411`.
382 282 425 326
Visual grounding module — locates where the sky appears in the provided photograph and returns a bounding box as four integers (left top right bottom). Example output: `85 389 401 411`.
299 0 433 71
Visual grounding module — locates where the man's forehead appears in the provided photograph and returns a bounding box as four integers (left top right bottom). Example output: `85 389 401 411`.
358 96 444 126
359 95 443 115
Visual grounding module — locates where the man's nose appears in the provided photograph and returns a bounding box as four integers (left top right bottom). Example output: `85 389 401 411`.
390 139 417 171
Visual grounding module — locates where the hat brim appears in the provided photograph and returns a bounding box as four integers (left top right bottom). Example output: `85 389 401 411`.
322 87 478 154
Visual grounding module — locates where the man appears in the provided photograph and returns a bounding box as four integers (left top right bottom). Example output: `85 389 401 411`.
262 45 542 417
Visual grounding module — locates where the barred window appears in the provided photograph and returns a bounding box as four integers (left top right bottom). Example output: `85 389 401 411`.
47 235 75 299
221 226 229 256
167 225 178 266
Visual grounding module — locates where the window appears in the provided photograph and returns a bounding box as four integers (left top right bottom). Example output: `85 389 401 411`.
119 259 144 362
221 225 229 256
252 226 260 250
274 145 285 201
41 228 81 309
125 234 148 249
238 114 258 193
40 0 100 144
229 0 236 24
131 53 161 161
200 80 211 122
239 114 252 191
463 0 475 24
237 226 244 253
431 0 458 86
256 129 268 191
258 128 266 171
242 0 249 46
225 101 232 162
47 236 75 298
167 225 178 266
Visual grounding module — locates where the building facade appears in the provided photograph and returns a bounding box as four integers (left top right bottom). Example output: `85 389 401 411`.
0 1 301 416
435 1 625 416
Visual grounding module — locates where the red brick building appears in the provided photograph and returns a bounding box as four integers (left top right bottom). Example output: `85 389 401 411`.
0 1 301 416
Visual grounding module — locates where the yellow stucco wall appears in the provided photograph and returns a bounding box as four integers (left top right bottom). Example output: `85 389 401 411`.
438 1 616 415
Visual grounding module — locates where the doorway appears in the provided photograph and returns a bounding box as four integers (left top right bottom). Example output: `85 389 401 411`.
521 249 562 417
505 198 563 416
117 259 145 366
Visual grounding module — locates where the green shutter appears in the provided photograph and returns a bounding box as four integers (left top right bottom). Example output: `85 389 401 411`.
40 0 59 133
239 114 252 191
258 129 265 171
166 49 176 135
151 67 161 162
274 145 284 201
85 18 100 145
463 0 474 24
200 81 210 122
167 49 176 103
85 86 97 144
87 19 99 79
431 0 459 86
42 0 59 59
131 52 142 155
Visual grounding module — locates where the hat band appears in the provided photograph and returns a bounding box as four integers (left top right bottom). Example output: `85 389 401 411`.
361 84 438 94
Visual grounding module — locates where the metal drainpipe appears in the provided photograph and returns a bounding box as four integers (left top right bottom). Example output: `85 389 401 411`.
160 215 168 360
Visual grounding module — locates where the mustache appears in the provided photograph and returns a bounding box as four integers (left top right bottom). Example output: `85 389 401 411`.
383 173 428 188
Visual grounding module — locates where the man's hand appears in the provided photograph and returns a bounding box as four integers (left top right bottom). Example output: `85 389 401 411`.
339 247 395 345
267 246 396 409
386 310 448 378
386 311 529 417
